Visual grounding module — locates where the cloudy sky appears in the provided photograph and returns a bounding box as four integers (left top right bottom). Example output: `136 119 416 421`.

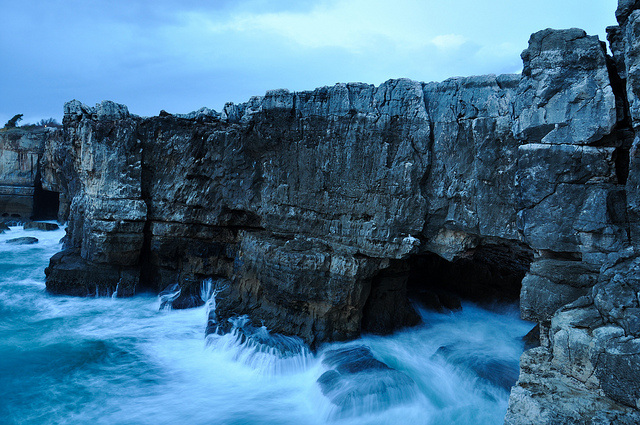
0 0 618 125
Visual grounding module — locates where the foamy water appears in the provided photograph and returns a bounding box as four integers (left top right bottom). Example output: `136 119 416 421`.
0 225 531 425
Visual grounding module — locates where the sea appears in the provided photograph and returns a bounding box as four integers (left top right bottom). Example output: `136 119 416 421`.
0 224 532 425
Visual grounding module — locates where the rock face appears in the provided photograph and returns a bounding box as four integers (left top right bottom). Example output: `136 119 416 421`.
33 0 640 421
44 78 531 344
0 128 61 220
504 3 640 423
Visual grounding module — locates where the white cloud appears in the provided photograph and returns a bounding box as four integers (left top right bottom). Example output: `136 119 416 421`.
197 0 440 52
431 34 467 50
0 0 620 119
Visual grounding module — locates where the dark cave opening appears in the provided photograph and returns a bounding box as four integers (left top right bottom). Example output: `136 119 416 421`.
361 259 420 335
31 170 60 221
407 244 534 307
361 243 534 335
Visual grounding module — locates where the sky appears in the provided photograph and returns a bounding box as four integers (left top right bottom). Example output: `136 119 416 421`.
0 0 618 125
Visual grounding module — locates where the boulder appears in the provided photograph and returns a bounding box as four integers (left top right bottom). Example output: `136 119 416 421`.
513 29 617 145
317 346 416 414
6 237 38 245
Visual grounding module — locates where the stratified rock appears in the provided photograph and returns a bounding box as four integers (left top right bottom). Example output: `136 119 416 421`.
504 6 640 420
516 144 621 253
513 28 617 145
422 74 521 251
6 237 38 245
520 259 599 323
48 76 532 346
0 128 55 218
505 347 640 424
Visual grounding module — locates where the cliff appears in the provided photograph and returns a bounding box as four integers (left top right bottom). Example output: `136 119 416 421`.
32 0 640 422
0 128 61 221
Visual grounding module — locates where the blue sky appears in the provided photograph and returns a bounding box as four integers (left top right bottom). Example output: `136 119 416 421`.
0 0 618 125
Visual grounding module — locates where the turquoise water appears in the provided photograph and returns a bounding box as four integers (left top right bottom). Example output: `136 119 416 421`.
0 225 532 425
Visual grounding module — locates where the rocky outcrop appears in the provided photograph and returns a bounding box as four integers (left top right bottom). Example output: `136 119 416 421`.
33 0 640 421
44 76 532 345
514 27 627 331
0 128 61 220
504 3 640 423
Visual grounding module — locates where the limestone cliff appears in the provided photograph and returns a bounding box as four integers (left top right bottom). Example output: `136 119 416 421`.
0 128 61 220
32 0 640 422
44 76 531 340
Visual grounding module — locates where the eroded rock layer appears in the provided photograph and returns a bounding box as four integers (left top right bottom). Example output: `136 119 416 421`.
0 128 61 220
44 75 531 343
34 1 640 421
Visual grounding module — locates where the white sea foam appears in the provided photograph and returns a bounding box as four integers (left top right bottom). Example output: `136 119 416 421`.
0 224 533 425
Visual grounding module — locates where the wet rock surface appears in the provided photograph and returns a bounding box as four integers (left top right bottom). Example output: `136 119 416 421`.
5 236 38 245
434 344 519 391
317 345 416 415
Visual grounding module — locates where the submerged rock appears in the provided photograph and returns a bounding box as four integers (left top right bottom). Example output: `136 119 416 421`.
317 345 416 414
6 237 38 245
433 345 519 391
158 283 181 310
208 315 309 359
158 282 207 310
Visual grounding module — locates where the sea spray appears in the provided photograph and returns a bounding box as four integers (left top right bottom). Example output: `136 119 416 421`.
0 224 532 425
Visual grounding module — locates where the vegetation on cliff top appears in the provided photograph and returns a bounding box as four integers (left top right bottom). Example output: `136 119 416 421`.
1 115 61 132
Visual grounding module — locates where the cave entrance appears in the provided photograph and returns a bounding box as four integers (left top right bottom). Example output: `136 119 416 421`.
361 243 534 334
31 170 60 221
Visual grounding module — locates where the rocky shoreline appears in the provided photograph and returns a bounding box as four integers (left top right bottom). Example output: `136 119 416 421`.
3 0 640 422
